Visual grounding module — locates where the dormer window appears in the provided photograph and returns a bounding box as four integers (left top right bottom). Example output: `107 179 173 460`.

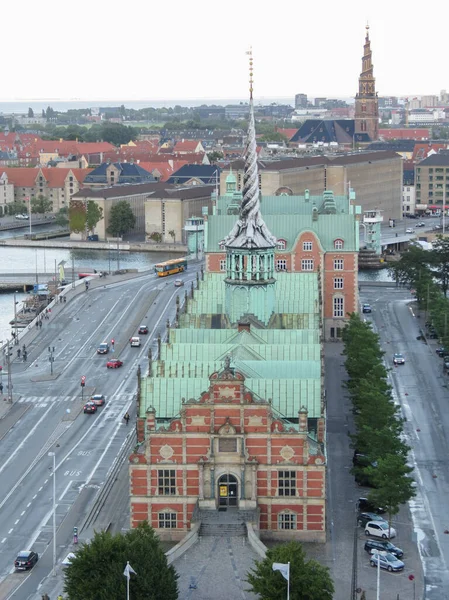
277 239 287 250
219 243 225 251
334 239 344 250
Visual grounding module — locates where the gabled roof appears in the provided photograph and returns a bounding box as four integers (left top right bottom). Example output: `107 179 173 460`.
277 128 299 141
83 162 156 184
290 119 356 144
413 143 448 163
167 164 219 184
417 153 449 167
0 167 39 186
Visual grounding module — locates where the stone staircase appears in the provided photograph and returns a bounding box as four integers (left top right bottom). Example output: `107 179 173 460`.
196 508 258 537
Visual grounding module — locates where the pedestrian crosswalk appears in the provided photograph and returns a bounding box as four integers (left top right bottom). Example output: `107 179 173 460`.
18 393 135 408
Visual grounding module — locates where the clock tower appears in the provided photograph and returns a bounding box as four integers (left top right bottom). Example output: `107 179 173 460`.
354 25 379 141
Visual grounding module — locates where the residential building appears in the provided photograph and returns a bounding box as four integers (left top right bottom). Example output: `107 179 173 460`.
379 128 430 141
130 85 337 543
402 161 416 215
144 185 214 243
421 95 439 108
415 153 449 212
354 25 379 141
0 167 92 212
295 93 308 109
167 164 220 186
83 162 156 189
225 105 250 120
0 171 14 214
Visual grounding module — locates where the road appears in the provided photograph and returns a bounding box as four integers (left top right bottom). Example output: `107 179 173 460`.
361 287 449 599
0 267 199 599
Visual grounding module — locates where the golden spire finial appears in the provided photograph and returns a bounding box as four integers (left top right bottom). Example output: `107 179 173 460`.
247 47 253 101
365 21 370 38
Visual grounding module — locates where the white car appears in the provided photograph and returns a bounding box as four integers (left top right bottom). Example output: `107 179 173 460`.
365 521 396 539
406 228 413 234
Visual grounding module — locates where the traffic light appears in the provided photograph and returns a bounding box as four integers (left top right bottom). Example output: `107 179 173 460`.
81 376 86 387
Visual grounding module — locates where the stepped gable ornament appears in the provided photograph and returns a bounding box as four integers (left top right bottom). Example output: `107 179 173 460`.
222 49 277 250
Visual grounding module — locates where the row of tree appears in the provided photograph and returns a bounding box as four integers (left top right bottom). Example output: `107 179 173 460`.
2 195 53 217
342 313 416 530
389 238 449 344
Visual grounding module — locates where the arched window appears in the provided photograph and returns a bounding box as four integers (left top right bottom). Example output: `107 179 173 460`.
158 510 177 529
334 239 344 250
277 239 287 250
278 510 297 530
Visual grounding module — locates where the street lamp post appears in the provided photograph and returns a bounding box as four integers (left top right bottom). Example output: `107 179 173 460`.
48 451 56 576
13 291 19 345
6 340 13 403
48 346 55 375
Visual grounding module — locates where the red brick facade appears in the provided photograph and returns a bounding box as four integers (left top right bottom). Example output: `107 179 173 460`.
206 231 358 339
130 369 326 542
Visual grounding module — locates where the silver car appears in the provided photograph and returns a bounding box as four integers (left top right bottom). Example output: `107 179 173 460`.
365 520 397 538
370 550 404 572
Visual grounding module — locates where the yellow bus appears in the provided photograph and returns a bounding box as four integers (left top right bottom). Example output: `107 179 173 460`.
154 258 188 277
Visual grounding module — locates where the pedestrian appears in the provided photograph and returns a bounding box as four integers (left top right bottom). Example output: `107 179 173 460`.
35 321 39 329
23 351 27 362
39 320 42 329
64 296 66 303
17 348 21 359
57 595 63 600
0 383 3 394
23 344 26 353
124 412 130 425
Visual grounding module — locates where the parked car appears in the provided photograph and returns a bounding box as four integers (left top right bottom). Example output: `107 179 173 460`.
357 512 387 527
405 228 414 233
415 222 426 227
138 325 149 334
83 402 97 414
107 359 123 369
362 303 372 314
364 539 403 558
393 353 405 365
365 521 396 539
436 347 449 357
358 497 385 514
369 551 404 572
433 225 442 230
174 279 184 287
97 342 109 354
14 550 38 571
90 394 106 406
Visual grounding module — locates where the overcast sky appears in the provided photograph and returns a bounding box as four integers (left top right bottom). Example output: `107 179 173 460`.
3 0 448 102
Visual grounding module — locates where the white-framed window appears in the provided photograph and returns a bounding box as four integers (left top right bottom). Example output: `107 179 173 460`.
158 511 177 529
303 241 312 251
333 258 344 271
278 470 296 496
277 239 287 250
333 296 344 318
276 259 287 271
334 239 344 250
278 512 297 530
334 277 343 290
219 259 226 272
301 259 314 271
158 469 176 495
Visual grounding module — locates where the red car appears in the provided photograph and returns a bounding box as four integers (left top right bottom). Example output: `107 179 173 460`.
138 325 149 334
107 359 123 369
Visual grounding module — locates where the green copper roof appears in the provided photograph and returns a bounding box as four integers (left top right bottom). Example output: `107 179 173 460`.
161 342 320 362
170 328 320 345
206 213 358 252
140 376 322 420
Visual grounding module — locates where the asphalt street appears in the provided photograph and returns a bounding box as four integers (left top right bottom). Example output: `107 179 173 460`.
0 266 200 600
361 287 449 599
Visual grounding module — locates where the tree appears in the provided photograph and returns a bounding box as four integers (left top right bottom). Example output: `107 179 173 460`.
367 454 416 534
27 107 34 118
107 201 136 237
148 232 162 243
168 229 176 243
7 201 27 216
247 541 334 600
207 151 223 163
431 235 449 296
86 200 103 233
63 521 178 600
31 194 53 214
69 200 87 233
55 207 69 228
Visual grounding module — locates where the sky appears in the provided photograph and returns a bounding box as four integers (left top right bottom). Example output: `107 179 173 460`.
3 0 448 102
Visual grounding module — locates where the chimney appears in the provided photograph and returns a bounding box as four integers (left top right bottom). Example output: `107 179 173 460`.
298 406 308 432
147 407 156 431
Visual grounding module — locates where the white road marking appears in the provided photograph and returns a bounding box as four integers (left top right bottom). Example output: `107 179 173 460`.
14 519 19 525
0 402 55 476
8 529 13 534
59 480 73 501
32 494 37 499
38 487 42 492
1 538 6 543
26 502 31 508
20 511 25 516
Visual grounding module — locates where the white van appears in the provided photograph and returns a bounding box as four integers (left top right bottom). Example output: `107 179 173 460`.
130 336 141 347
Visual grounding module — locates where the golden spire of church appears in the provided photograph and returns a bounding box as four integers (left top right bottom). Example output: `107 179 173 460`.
247 47 254 101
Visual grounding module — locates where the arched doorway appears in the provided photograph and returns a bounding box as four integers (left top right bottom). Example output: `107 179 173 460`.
218 473 238 507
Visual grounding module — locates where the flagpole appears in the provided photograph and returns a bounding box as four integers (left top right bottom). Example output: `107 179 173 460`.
287 562 290 600
126 561 130 600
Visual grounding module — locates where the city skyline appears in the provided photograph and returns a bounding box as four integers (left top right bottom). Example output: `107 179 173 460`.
2 0 448 102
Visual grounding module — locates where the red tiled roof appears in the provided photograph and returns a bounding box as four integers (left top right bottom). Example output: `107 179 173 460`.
138 160 188 181
277 128 298 141
0 167 40 186
173 140 201 152
40 167 94 187
412 143 448 163
380 129 430 141
0 167 93 187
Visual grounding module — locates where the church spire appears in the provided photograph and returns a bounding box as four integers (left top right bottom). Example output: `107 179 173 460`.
223 49 276 249
354 24 379 141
